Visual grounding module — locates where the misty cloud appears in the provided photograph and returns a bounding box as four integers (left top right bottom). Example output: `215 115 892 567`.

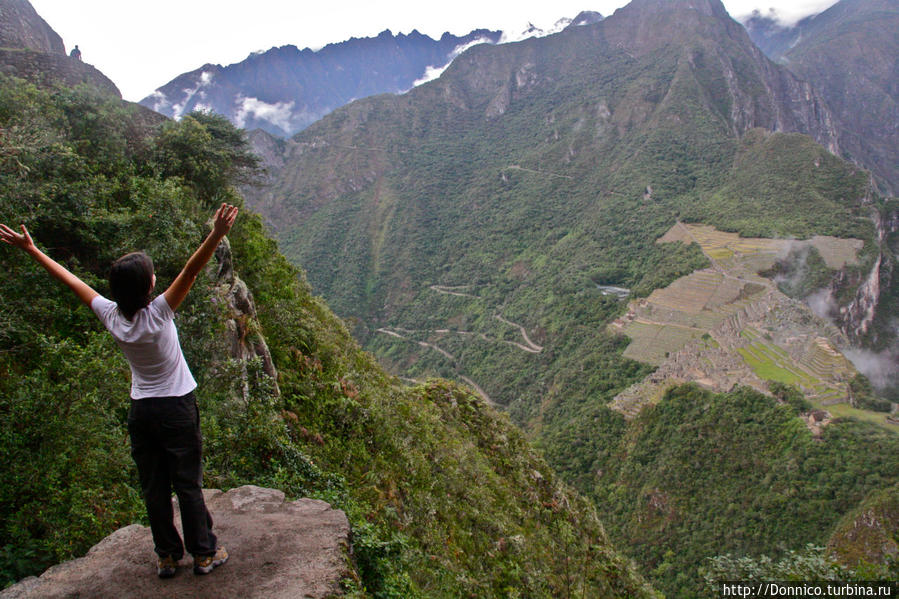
233 96 296 132
414 37 496 87
806 288 837 320
171 71 216 120
146 90 170 114
844 348 899 391
729 0 840 25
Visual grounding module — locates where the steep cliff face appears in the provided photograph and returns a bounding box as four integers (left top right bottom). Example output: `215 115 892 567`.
598 0 840 151
749 0 899 195
830 199 898 354
0 0 64 54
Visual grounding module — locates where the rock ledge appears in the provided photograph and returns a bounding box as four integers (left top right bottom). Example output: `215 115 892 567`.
1 485 351 599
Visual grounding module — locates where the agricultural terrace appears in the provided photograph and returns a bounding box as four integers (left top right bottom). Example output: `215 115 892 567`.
614 224 893 429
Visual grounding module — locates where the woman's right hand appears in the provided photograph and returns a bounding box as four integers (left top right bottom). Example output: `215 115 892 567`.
0 223 36 252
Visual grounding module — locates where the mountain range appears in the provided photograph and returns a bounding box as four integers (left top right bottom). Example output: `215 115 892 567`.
138 12 605 138
236 0 898 593
0 1 658 596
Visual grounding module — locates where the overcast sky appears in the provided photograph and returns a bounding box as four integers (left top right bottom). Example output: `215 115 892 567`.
29 0 839 102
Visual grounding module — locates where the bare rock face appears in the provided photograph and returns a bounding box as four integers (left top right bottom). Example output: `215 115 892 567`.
1 486 351 599
211 237 280 396
0 0 121 97
0 0 64 54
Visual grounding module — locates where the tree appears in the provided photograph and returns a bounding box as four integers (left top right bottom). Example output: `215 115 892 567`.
153 111 261 204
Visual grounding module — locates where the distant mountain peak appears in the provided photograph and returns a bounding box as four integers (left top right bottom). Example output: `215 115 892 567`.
623 0 732 19
567 10 605 28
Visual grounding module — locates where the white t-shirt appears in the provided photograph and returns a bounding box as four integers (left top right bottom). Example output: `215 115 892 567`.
91 294 197 399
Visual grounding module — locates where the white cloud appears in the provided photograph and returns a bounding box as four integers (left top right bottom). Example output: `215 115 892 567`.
147 90 170 113
843 348 899 390
727 0 839 25
234 95 296 131
499 17 573 44
413 36 496 87
171 70 216 120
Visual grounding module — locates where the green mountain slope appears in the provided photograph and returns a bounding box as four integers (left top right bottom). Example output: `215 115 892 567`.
587 384 899 596
244 0 899 595
0 71 657 598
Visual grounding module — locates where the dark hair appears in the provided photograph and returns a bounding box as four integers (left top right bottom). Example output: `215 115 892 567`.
109 252 154 320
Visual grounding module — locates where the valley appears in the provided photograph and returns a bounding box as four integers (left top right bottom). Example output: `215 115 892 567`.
3 0 898 596
241 0 899 594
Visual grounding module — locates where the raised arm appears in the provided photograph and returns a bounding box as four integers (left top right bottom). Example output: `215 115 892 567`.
163 203 238 312
0 223 99 306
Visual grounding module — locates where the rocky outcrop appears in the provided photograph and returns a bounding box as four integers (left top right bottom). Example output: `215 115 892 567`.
840 253 882 342
0 486 352 599
211 237 279 397
827 483 899 570
0 48 121 96
0 0 121 97
0 0 64 54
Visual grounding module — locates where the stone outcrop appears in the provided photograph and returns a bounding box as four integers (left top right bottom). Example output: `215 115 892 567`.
0 0 121 97
0 486 351 599
0 48 121 97
211 237 280 397
0 0 64 54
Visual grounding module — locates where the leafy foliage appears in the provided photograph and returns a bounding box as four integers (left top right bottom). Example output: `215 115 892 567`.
588 384 899 597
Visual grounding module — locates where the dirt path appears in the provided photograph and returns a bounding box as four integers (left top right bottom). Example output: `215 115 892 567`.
381 325 541 355
426 285 543 353
459 376 494 405
494 315 543 352
429 285 479 298
376 328 457 362
375 328 496 406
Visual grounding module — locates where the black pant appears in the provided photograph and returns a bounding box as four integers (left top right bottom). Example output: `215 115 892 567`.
127 391 217 559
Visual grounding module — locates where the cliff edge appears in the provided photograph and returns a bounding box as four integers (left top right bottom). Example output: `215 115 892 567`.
0 486 351 599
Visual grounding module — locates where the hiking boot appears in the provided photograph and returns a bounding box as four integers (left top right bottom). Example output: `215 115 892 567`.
157 555 178 579
193 546 228 575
